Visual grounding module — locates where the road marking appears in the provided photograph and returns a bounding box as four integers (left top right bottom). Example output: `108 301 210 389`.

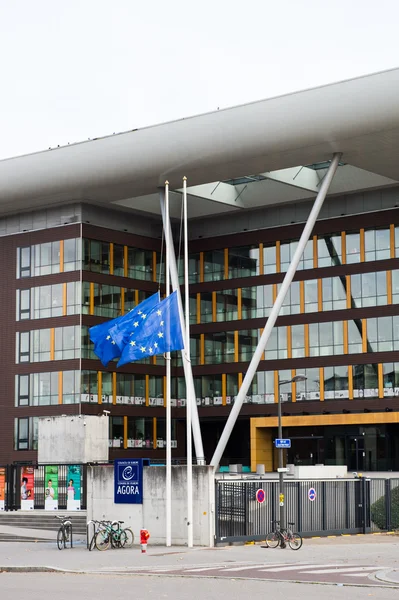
185 566 228 572
221 564 282 572
301 567 379 574
259 564 341 572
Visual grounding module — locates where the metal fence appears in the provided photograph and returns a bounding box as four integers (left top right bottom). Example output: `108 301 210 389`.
0 464 87 511
215 478 399 544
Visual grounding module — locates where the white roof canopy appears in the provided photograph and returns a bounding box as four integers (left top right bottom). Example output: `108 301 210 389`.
2 68 399 219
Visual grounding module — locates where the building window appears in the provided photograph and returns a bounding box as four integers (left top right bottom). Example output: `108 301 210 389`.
17 331 30 363
63 238 81 272
353 364 379 397
255 285 274 318
254 371 274 403
54 325 80 360
382 363 399 395
17 288 31 320
110 417 124 447
291 324 305 358
322 277 346 311
81 370 99 402
32 328 51 362
367 316 399 353
351 272 387 307
239 329 258 362
281 239 313 272
15 374 30 407
347 320 363 354
156 419 177 448
346 231 361 264
295 368 321 401
32 241 61 276
15 417 29 450
93 284 122 318
228 245 260 278
317 234 342 267
204 331 235 364
309 321 343 357
126 417 154 448
364 228 390 262
266 327 287 360
203 250 224 282
241 287 257 320
304 279 318 313
278 281 300 315
63 370 80 404
83 239 110 274
17 247 31 278
263 244 277 274
113 244 124 277
215 290 239 321
33 284 63 319
127 247 153 280
177 253 200 284
32 372 59 405
324 365 349 399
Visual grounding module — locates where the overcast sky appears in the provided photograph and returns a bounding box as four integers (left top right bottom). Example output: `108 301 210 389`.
1 0 399 160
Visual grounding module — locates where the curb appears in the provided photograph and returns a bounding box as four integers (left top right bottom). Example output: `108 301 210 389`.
374 569 399 585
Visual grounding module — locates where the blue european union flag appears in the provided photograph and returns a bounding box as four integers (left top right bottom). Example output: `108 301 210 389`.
108 292 160 352
117 291 184 367
89 292 160 367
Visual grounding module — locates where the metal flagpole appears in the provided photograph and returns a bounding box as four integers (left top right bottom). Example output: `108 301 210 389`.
159 193 205 464
183 176 194 547
165 180 172 547
210 153 342 468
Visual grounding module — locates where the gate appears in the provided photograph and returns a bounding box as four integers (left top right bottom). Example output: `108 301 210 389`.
0 463 87 511
215 477 397 544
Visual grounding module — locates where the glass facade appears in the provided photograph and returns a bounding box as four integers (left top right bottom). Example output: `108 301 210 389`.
12 219 399 465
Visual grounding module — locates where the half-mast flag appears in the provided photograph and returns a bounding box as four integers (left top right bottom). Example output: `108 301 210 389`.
117 291 184 367
108 292 160 352
89 292 160 367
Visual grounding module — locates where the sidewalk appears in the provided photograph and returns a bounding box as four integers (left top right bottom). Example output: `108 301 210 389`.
0 533 398 585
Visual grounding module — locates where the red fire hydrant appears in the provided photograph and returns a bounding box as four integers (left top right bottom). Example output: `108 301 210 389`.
140 528 150 553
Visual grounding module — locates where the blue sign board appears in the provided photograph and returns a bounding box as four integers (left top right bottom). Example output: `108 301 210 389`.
114 459 143 504
275 438 291 448
256 489 266 504
308 487 317 502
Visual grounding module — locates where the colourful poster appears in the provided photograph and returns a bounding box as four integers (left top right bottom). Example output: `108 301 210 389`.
44 465 58 510
0 468 5 511
67 465 81 511
21 466 34 510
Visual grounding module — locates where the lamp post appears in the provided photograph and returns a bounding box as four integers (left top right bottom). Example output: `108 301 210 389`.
277 374 307 547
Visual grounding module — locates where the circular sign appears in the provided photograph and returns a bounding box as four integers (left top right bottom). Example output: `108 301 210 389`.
256 489 266 504
308 487 316 502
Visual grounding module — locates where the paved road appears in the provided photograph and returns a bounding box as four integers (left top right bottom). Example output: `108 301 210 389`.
109 558 394 585
0 534 398 587
1 573 398 600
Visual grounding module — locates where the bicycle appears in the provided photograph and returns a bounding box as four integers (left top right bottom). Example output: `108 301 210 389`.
87 519 105 551
55 515 73 550
265 520 303 550
94 520 133 551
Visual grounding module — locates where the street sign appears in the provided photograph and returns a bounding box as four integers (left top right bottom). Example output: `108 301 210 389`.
308 487 316 502
114 459 143 504
256 489 266 504
277 467 289 473
275 438 291 448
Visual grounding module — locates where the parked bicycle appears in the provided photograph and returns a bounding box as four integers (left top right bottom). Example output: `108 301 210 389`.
55 515 73 550
266 520 303 550
94 520 134 551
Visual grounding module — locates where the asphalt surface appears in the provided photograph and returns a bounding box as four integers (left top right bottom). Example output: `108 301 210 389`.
0 533 398 587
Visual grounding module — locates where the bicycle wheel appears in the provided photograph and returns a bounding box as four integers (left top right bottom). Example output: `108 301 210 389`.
265 531 280 548
95 529 111 551
121 528 134 548
57 528 65 550
288 533 303 550
89 532 97 551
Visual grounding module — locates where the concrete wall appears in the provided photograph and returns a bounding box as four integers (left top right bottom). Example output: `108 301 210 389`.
87 465 214 546
38 415 109 464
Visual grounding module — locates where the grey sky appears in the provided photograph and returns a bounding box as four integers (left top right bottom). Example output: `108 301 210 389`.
1 0 399 160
